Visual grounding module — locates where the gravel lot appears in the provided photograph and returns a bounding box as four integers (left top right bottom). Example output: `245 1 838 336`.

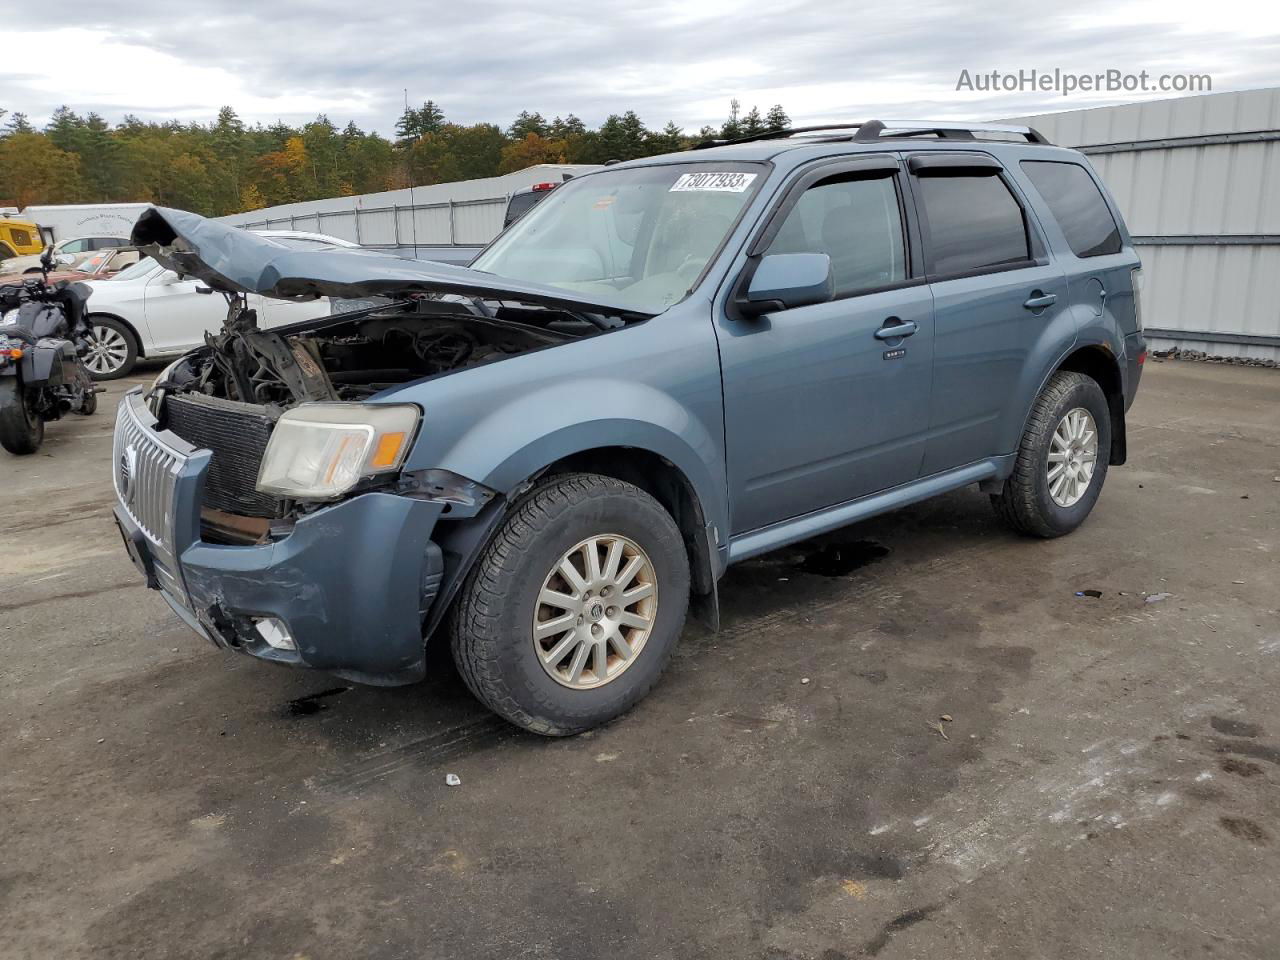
2 359 1277 960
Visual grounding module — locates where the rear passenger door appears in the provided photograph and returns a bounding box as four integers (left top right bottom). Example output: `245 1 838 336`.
908 153 1069 475
1018 159 1141 340
718 157 935 534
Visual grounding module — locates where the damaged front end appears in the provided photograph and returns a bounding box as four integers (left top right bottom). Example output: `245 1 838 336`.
153 292 579 542
114 207 647 681
131 206 644 544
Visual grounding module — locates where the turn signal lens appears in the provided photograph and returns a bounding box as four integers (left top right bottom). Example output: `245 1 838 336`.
369 431 408 469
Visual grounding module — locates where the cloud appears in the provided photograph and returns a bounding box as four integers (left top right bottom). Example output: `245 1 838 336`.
2 0 1278 133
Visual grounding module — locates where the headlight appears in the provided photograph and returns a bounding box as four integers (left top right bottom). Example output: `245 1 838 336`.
256 403 420 500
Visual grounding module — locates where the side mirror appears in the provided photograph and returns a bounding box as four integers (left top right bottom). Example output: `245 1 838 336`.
55 253 75 266
40 245 55 270
739 253 833 316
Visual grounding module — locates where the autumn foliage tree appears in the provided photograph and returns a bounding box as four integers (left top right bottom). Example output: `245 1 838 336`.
0 99 788 215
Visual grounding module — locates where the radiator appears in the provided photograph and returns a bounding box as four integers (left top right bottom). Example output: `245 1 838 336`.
163 393 282 518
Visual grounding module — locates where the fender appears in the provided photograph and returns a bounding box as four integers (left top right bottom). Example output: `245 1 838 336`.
406 378 728 640
404 376 727 541
992 324 1126 488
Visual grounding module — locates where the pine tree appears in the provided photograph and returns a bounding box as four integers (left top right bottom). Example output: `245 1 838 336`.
4 112 34 135
507 111 549 140
764 104 790 132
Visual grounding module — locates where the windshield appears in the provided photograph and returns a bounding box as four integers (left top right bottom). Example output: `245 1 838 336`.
107 256 158 282
472 162 765 313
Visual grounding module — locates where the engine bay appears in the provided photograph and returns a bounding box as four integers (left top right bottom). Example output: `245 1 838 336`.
158 296 593 411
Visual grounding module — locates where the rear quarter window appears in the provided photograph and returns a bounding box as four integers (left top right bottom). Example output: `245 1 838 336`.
1020 160 1122 258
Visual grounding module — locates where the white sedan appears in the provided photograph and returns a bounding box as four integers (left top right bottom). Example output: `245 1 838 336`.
79 230 360 379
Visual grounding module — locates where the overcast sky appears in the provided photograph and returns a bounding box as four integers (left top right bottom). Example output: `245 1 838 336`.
3 0 1279 134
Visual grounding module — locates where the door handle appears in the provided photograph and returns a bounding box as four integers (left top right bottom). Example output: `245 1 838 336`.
874 318 918 340
1023 292 1057 310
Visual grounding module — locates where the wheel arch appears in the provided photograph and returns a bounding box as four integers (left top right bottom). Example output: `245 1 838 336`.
1053 344 1126 465
86 310 146 357
424 440 724 642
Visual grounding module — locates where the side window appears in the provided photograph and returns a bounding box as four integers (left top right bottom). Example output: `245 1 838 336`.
915 173 1030 276
61 239 88 253
765 174 906 297
1020 161 1122 258
92 237 121 250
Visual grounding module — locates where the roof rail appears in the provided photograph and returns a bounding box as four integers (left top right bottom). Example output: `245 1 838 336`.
693 119 1050 149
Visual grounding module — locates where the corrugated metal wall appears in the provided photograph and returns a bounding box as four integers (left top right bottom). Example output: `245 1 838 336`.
1013 88 1280 361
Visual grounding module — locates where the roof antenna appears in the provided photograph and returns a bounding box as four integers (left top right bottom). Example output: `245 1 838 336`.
405 87 419 257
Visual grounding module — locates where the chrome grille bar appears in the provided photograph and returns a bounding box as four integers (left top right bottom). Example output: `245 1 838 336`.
112 390 207 608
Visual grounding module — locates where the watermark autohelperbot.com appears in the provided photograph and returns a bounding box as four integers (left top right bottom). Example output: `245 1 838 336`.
956 68 1212 97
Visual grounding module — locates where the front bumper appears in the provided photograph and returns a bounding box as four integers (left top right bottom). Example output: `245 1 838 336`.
112 389 445 682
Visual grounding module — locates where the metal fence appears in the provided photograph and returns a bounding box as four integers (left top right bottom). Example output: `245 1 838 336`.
231 196 507 260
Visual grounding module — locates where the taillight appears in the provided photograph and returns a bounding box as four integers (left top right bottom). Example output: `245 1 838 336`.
1131 266 1144 333
0 347 22 360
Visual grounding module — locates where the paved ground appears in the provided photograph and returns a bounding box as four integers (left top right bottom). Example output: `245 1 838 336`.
2 359 1278 960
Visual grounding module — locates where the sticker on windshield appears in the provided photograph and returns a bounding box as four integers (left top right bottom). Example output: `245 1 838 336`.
669 172 757 193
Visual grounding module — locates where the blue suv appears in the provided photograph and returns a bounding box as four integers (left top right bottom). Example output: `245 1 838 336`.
115 119 1145 735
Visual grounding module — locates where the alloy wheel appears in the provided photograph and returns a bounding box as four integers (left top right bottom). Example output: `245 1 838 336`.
1047 406 1098 507
532 534 658 689
84 324 130 376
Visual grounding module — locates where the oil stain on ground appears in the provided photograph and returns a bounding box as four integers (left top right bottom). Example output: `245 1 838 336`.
798 540 889 577
283 687 350 718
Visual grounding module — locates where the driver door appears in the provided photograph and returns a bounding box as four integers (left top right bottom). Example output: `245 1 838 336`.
717 158 936 535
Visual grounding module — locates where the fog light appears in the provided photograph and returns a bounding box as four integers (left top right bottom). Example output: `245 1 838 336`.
254 617 296 651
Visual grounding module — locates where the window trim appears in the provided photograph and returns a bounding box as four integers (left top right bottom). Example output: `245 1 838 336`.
1018 159 1124 260
732 154 922 314
908 155 1043 282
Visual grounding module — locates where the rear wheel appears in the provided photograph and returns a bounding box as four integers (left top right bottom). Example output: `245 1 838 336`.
992 371 1111 538
451 473 690 736
82 317 138 380
0 380 44 455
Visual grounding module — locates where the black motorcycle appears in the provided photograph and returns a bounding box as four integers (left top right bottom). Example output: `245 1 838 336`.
0 247 100 454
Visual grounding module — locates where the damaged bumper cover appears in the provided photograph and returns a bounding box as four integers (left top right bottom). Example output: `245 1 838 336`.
112 389 446 683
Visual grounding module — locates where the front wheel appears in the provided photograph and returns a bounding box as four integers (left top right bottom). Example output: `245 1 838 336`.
0 380 44 455
82 317 138 380
992 370 1111 538
451 473 690 736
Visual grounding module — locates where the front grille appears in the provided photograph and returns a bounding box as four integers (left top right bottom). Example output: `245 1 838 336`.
115 401 181 545
163 394 282 518
113 393 191 603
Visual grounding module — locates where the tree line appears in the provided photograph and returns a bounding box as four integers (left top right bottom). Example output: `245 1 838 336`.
0 99 790 217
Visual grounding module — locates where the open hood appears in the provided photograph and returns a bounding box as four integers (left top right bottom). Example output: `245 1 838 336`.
131 206 652 319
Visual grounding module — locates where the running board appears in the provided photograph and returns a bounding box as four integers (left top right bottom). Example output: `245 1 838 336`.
725 457 1010 564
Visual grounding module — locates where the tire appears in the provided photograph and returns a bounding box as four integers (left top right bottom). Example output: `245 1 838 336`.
0 380 44 455
82 317 138 380
992 371 1111 538
78 387 98 416
451 472 690 736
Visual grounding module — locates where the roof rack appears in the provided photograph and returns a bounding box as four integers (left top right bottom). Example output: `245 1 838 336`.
693 119 1051 149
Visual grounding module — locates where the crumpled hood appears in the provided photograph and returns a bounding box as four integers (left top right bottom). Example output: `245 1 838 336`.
131 206 651 318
